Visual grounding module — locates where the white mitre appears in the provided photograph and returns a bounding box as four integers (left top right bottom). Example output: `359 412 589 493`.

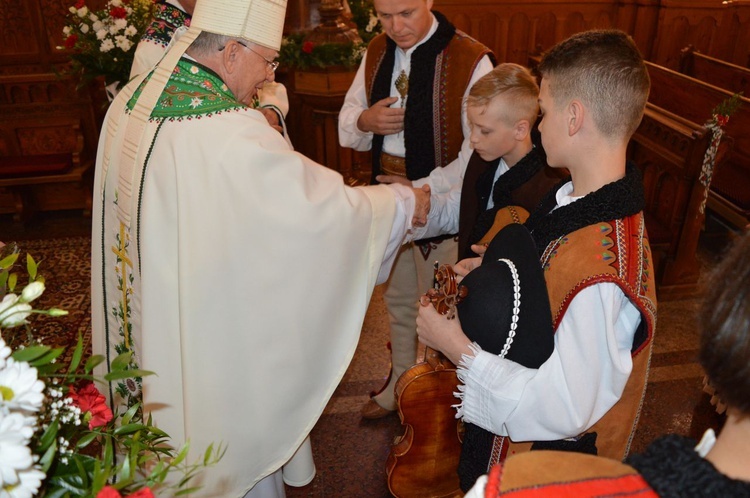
108 0 288 227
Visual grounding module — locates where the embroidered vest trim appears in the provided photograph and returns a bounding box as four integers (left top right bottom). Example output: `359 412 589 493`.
364 11 493 182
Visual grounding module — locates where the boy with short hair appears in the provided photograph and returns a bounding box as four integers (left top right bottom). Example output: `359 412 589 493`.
414 62 560 253
416 29 657 483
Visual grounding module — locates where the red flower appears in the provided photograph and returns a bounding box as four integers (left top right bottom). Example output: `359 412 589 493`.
302 41 315 54
69 382 113 429
109 6 128 19
128 489 155 498
716 115 729 127
96 487 122 498
74 0 86 8
64 34 78 49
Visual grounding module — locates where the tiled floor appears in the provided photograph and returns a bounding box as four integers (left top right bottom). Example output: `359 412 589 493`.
0 210 737 498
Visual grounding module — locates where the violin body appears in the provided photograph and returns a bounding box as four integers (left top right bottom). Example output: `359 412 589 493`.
386 348 463 498
386 265 466 498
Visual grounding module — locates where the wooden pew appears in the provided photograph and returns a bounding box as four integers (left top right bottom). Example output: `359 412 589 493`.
646 61 750 232
628 104 711 300
674 49 750 230
679 45 750 96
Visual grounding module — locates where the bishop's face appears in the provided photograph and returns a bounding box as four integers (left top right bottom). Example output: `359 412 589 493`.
374 0 434 50
227 40 278 106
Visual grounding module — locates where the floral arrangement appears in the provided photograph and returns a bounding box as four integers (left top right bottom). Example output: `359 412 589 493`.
59 0 156 91
0 243 222 497
698 91 744 214
278 0 381 70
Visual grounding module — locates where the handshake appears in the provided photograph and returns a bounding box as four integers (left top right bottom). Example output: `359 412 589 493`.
377 174 431 228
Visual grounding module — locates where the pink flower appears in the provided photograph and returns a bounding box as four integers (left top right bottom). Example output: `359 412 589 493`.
69 382 113 429
64 34 79 49
97 487 122 498
302 41 314 54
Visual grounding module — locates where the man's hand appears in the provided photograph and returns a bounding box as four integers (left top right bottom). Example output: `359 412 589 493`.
357 97 405 135
376 174 412 186
412 184 431 227
258 107 283 134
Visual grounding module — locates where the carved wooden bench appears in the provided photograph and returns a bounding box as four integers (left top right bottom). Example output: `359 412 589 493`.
0 74 97 222
646 61 750 231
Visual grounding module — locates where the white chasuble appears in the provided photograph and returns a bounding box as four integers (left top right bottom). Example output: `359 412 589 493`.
91 59 397 496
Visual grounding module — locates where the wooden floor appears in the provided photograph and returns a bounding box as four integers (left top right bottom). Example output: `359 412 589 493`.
0 209 738 497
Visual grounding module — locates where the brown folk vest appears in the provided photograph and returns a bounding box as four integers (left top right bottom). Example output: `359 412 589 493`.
505 213 657 462
363 28 491 179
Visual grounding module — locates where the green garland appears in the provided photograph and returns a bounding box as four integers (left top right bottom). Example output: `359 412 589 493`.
278 0 381 70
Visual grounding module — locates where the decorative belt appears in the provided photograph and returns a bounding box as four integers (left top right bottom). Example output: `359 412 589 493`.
380 151 406 177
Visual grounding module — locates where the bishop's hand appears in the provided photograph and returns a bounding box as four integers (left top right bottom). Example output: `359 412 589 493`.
412 184 430 227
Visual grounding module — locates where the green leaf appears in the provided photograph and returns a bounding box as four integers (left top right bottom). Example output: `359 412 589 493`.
0 252 19 270
67 334 86 374
7 272 17 291
26 253 38 280
104 368 155 381
113 423 148 435
110 351 133 370
11 345 51 362
28 346 65 367
76 431 98 448
40 439 58 473
84 354 106 372
121 402 140 425
38 419 59 452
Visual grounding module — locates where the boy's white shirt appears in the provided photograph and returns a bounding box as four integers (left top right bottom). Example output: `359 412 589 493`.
455 182 641 441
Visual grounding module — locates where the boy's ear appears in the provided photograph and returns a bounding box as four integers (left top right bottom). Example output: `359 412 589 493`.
514 119 530 140
568 100 584 136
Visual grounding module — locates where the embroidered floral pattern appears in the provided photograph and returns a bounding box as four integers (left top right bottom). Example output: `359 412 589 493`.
139 2 190 48
127 59 246 121
110 220 142 407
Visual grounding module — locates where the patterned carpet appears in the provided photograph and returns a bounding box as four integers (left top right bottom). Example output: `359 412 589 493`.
1 212 735 498
2 236 92 364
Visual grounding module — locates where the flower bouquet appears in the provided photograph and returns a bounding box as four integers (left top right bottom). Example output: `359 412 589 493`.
59 0 156 94
0 243 222 497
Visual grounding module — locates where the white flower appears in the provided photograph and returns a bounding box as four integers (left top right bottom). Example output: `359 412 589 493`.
366 14 379 33
0 295 32 329
68 6 76 14
18 282 43 304
114 18 128 31
92 20 104 32
96 29 108 40
100 39 115 52
62 26 71 36
110 0 122 6
76 6 87 17
0 359 45 413
115 35 132 52
108 24 119 35
0 339 10 370
3 466 45 498
124 25 137 37
79 23 89 34
0 412 35 487
89 13 98 22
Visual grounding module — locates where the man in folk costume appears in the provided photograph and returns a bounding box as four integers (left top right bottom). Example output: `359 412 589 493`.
129 0 290 133
90 0 431 496
416 29 657 483
338 0 494 419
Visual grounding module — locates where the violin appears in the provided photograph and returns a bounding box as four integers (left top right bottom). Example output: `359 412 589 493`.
386 265 467 498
